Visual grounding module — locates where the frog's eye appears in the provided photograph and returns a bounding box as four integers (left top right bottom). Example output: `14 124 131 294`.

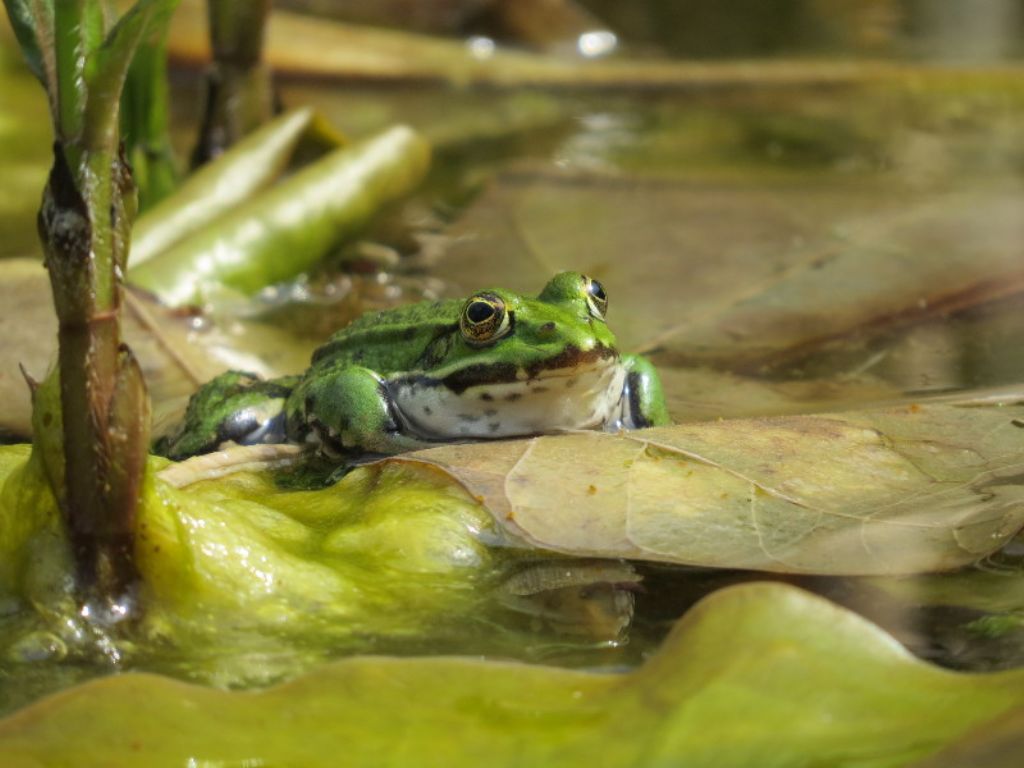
584 276 608 319
460 294 510 345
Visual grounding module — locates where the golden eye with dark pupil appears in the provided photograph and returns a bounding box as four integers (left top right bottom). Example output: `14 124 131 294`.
585 277 608 318
460 294 509 343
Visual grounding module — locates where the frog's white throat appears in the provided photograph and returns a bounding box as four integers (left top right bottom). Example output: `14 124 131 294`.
390 358 627 440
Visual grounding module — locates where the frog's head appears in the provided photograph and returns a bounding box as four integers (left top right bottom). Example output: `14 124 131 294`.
393 272 629 438
428 271 619 389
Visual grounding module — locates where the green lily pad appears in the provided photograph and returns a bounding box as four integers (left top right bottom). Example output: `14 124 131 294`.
2 582 1023 767
914 706 1024 768
0 441 639 701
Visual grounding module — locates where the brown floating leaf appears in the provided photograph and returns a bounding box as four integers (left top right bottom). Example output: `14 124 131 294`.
396 396 1024 575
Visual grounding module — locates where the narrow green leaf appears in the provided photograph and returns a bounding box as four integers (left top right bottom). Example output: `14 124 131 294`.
83 0 180 152
2 0 51 85
119 13 178 211
128 125 431 306
4 0 58 124
130 107 342 266
53 0 87 142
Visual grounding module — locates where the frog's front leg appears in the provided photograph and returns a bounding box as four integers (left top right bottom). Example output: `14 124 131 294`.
155 371 298 460
286 364 429 455
616 354 670 429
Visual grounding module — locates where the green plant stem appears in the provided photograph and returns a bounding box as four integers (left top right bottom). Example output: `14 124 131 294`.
27 0 177 612
38 140 145 607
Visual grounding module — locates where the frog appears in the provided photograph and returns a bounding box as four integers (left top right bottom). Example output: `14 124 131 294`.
156 272 670 460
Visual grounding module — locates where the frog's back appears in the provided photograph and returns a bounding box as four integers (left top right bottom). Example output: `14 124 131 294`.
308 298 463 374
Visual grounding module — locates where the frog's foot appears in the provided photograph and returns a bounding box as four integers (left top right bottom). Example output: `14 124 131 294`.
609 354 671 430
155 371 297 460
286 365 431 456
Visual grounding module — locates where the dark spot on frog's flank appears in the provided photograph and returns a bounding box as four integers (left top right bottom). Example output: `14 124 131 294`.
532 386 549 394
565 378 578 389
1013 419 1024 428
401 326 418 341
488 422 501 433
423 405 433 416
504 393 523 402
458 413 481 422
480 392 494 401
484 409 497 417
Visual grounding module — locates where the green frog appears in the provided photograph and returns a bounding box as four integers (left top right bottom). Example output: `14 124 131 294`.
157 272 669 460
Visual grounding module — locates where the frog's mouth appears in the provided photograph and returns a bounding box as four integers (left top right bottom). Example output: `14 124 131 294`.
389 345 625 441
432 344 619 394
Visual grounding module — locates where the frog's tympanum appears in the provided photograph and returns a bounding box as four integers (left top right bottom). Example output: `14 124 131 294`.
158 273 670 459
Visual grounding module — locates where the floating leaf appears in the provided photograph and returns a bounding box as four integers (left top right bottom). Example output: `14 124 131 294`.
397 396 1024 575
2 583 1024 767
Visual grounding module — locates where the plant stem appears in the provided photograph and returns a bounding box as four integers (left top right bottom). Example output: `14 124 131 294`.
191 0 274 165
39 141 146 611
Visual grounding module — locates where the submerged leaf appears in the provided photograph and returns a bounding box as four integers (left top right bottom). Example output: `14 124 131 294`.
434 173 1024 371
2 583 1024 767
167 0 1024 91
398 396 1024 575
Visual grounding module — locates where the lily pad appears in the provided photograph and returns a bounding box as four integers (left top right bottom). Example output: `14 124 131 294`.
2 582 1024 767
0 441 641 704
914 706 1024 768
